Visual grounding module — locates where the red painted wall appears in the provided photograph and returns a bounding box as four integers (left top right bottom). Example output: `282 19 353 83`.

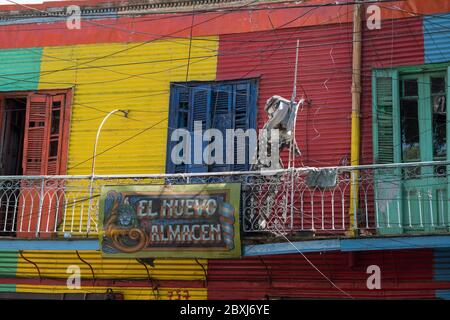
0 0 445 50
207 249 437 299
217 23 353 167
360 16 424 164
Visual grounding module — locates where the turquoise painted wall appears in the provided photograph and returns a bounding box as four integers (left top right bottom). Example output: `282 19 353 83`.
0 48 42 91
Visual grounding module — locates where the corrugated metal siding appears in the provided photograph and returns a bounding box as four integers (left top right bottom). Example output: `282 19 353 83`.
1 0 448 50
360 16 424 164
14 284 207 300
434 248 450 281
0 250 207 299
38 38 218 175
15 250 206 280
34 38 218 234
0 48 42 91
424 13 450 64
0 250 17 278
217 24 353 232
207 250 440 299
436 289 450 300
217 24 353 167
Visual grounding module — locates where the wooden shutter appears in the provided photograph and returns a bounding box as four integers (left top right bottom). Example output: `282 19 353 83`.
18 91 70 238
47 94 66 175
373 70 399 164
188 85 211 173
210 84 232 172
233 82 252 171
166 86 189 174
22 93 50 175
372 70 403 234
22 93 68 176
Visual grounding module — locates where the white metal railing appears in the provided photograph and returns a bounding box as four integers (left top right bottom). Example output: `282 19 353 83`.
0 161 448 239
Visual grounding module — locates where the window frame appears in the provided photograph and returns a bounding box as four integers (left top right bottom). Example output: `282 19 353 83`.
166 79 258 174
372 63 450 234
373 63 449 166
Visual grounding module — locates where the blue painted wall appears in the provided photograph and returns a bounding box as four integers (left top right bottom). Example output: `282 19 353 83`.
424 13 450 63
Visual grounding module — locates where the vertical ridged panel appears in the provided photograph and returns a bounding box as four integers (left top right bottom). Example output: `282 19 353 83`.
0 47 42 91
424 13 450 64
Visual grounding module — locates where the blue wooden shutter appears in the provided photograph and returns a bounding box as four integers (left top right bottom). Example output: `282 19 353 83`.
232 82 253 171
210 84 233 172
166 85 190 173
188 85 211 173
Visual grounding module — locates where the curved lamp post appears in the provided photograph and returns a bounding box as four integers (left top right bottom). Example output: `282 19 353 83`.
86 109 129 235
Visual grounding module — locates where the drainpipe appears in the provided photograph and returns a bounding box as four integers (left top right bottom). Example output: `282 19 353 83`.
349 2 362 235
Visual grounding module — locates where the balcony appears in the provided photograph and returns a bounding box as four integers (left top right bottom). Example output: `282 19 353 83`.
0 161 448 240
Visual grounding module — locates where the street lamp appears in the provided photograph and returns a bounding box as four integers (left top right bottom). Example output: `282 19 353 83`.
86 109 129 235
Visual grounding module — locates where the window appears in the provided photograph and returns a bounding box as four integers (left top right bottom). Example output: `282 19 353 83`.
0 90 72 238
373 66 449 234
166 80 258 173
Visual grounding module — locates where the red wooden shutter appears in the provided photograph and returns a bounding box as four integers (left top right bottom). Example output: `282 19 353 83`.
18 92 70 238
47 94 66 175
22 93 51 175
22 93 67 175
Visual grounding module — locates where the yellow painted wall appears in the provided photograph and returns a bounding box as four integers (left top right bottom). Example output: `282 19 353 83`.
16 250 207 281
15 250 208 300
15 284 207 300
38 38 218 175
37 38 218 235
12 39 218 299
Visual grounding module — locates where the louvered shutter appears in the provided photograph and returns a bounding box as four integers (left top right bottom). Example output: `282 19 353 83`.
372 70 403 234
166 86 190 174
210 84 232 172
232 82 252 171
22 93 50 175
373 69 400 164
188 86 211 173
47 94 66 175
18 92 70 238
374 77 394 164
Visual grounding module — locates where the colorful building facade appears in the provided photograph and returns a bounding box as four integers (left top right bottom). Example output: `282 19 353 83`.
0 0 450 299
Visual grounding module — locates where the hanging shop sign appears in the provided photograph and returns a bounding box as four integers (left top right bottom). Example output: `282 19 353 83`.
99 183 241 258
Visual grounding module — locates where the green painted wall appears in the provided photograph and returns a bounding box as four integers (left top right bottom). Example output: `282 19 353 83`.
0 250 18 278
0 48 42 91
